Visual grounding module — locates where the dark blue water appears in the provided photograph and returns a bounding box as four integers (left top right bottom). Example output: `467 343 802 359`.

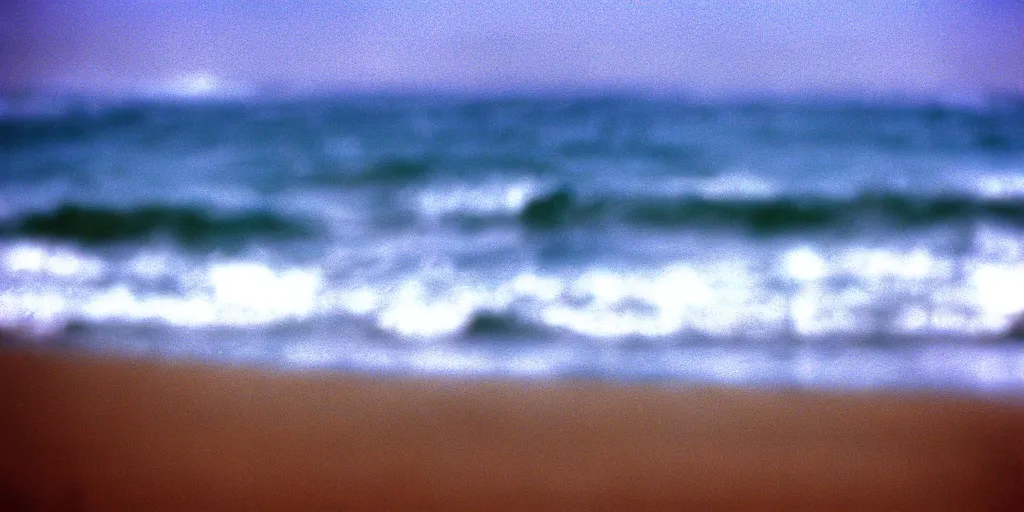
3 94 1024 392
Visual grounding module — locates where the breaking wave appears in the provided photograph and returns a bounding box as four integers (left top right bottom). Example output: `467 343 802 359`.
3 241 1024 343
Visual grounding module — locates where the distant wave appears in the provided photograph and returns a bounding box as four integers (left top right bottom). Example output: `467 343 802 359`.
0 204 315 245
310 159 433 187
354 159 433 184
505 189 1024 233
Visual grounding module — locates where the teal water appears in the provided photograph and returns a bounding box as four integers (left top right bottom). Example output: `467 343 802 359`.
2 94 1024 392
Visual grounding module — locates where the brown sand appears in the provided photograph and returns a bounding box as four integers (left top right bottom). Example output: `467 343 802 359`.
1 347 1022 511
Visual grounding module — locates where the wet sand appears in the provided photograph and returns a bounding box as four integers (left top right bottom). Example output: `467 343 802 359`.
1 346 1022 511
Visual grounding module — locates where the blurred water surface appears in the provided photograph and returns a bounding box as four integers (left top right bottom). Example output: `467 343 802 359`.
2 94 1024 392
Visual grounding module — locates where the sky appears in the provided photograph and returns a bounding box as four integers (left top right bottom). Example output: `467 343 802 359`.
1 0 1022 99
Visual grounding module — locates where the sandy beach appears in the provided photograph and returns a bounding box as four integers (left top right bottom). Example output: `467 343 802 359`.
1 346 1022 511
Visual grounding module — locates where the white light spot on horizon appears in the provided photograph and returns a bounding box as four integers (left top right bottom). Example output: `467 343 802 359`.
170 72 222 97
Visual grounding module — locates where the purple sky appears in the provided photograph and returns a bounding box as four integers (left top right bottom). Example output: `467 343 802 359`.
2 0 1022 98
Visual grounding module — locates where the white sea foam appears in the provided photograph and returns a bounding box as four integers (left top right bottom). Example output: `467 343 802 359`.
0 290 69 333
696 171 778 200
262 342 1024 392
127 250 175 281
376 282 479 338
413 180 538 219
783 246 826 281
3 242 106 280
404 349 496 375
1 250 326 329
974 224 1024 261
1 243 1023 341
206 261 323 320
972 262 1024 329
976 173 1024 199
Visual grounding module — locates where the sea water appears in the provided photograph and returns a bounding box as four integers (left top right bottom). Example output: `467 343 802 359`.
2 94 1024 393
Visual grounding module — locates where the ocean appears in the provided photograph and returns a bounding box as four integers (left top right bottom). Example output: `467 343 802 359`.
2 94 1024 393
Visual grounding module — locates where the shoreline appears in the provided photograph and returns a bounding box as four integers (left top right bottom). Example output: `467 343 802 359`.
2 345 1023 510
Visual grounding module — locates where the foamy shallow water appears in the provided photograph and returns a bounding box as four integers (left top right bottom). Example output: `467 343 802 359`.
3 240 1023 340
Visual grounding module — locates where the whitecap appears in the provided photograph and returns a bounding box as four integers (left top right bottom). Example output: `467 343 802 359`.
976 173 1024 199
413 180 538 219
3 243 106 281
697 171 778 200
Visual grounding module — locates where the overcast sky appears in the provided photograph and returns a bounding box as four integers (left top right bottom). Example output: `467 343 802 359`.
2 0 1022 98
